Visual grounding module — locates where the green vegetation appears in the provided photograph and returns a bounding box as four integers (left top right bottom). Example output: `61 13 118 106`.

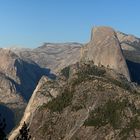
46 88 73 112
107 78 131 91
84 99 127 129
61 66 70 79
79 64 106 77
106 77 140 95
119 116 140 140
71 64 106 86
71 104 83 111
84 99 140 139
96 84 105 91
38 103 48 111
70 62 136 94
119 102 140 139
71 91 89 111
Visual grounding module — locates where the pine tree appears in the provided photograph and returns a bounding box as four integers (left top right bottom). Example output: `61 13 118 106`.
15 122 31 140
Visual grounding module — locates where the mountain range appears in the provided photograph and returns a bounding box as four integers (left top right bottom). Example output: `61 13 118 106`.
1 26 140 139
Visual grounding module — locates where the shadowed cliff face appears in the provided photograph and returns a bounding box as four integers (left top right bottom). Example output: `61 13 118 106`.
14 59 56 101
0 48 56 133
81 26 130 81
117 32 140 84
126 60 140 84
0 48 56 103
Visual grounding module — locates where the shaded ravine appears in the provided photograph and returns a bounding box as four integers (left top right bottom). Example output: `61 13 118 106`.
8 77 50 140
14 59 56 101
0 104 15 134
126 60 140 84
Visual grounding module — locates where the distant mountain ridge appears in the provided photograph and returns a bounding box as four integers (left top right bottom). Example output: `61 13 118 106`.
9 42 82 74
0 26 139 139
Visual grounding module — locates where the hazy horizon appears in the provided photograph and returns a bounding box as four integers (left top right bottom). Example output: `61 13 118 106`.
0 0 140 48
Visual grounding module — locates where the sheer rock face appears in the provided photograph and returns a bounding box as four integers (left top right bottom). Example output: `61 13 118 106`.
0 48 46 102
8 27 140 139
81 26 130 81
0 48 52 133
8 76 60 140
0 49 20 82
0 49 25 106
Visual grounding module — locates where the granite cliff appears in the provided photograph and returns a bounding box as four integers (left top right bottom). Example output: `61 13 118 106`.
4 26 140 139
0 48 55 133
81 26 130 81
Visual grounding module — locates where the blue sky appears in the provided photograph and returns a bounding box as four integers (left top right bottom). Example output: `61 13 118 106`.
0 0 140 48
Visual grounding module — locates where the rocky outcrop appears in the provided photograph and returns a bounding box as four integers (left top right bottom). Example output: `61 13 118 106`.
14 62 140 140
81 26 130 81
0 43 81 135
8 76 60 140
0 48 47 102
0 48 56 133
0 49 25 107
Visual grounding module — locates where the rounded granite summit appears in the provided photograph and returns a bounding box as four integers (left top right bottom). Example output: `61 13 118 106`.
81 26 130 81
